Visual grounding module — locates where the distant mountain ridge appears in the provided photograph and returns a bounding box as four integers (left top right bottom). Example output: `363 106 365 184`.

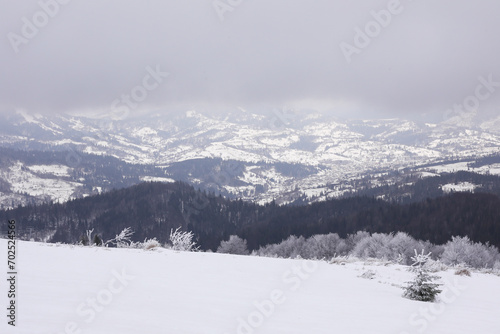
0 110 500 206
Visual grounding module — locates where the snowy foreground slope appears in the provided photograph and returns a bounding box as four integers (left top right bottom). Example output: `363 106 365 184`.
1 240 500 334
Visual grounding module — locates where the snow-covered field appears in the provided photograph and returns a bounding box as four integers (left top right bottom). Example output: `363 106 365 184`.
26 164 71 177
1 240 500 334
441 182 478 194
421 161 500 176
0 162 82 208
139 176 175 183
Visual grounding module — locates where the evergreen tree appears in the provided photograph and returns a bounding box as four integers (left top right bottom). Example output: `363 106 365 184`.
80 234 89 246
403 250 442 302
93 234 102 246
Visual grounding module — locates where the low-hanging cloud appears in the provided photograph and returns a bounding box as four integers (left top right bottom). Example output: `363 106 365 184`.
1 0 499 121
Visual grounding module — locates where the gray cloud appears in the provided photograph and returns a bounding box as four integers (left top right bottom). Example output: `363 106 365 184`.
1 0 499 120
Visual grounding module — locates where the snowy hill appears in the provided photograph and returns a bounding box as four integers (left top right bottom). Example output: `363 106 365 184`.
1 240 499 334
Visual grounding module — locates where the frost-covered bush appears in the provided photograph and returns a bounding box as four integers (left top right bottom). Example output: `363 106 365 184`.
494 261 500 271
142 238 161 250
386 232 427 265
440 236 470 266
256 235 306 258
455 268 471 276
217 235 249 255
345 231 371 253
425 243 445 260
256 233 348 259
104 227 134 248
169 227 199 252
351 233 392 260
335 238 349 256
359 269 377 280
440 236 499 268
302 233 346 259
349 232 429 264
253 231 499 269
329 255 353 265
346 232 436 264
422 258 449 273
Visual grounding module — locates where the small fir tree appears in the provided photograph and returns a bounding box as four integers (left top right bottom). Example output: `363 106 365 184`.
403 249 442 302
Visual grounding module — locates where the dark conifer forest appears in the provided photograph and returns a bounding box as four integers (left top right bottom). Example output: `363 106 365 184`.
1 179 499 251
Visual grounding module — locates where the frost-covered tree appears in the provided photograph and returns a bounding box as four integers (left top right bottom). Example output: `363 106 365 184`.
255 235 306 258
403 250 442 302
345 231 371 254
142 237 161 250
217 235 249 255
86 229 94 245
347 232 433 264
387 232 426 265
169 227 199 251
351 233 392 259
440 236 499 269
303 233 347 259
104 227 134 247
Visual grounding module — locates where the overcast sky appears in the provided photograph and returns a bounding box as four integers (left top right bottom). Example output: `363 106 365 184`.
1 0 499 121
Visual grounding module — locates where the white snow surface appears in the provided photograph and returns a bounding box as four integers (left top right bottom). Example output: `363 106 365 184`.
0 162 82 206
441 182 478 193
139 176 175 183
420 162 500 177
1 240 499 334
26 164 71 177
